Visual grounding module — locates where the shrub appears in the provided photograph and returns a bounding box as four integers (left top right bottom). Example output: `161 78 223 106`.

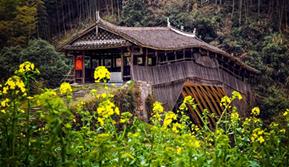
0 39 69 87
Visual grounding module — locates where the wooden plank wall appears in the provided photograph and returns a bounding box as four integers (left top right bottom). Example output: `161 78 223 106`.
132 60 253 112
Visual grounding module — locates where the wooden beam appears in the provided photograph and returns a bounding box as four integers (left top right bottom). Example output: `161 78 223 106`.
128 47 134 80
145 48 148 66
90 56 93 80
73 54 76 83
155 50 158 65
195 85 219 117
121 49 124 79
184 86 205 121
182 91 202 126
189 86 215 129
198 85 222 116
204 86 225 111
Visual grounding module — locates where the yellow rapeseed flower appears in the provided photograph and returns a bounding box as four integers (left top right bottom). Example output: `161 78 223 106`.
16 61 40 75
172 122 183 133
279 129 286 134
176 147 182 154
98 117 104 126
163 111 177 128
3 76 26 95
1 98 10 108
251 128 265 144
283 110 288 117
230 111 240 122
251 107 260 116
90 89 97 95
182 134 201 148
94 66 110 83
179 96 195 110
257 136 265 144
96 98 120 126
220 96 231 106
153 101 164 114
59 82 72 95
152 101 164 121
232 91 243 100
120 112 132 124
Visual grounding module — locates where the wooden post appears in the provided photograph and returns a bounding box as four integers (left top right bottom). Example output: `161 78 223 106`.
90 56 93 81
174 51 176 62
155 51 158 65
145 48 148 66
128 47 134 80
121 49 124 79
82 55 85 83
191 48 194 60
73 54 76 83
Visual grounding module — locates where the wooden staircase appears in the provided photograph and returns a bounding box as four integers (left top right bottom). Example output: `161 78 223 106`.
61 68 75 83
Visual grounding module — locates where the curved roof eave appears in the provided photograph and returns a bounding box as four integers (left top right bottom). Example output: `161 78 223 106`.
61 18 260 74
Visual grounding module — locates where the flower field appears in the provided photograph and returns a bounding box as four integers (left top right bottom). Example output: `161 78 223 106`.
0 62 288 166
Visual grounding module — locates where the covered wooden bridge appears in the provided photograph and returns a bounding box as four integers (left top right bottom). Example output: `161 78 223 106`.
61 13 259 125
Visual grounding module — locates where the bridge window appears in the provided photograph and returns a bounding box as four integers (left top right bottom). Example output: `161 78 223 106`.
159 52 166 63
167 51 175 61
176 50 184 60
137 56 144 65
116 58 122 67
104 59 112 68
147 56 156 66
185 49 192 59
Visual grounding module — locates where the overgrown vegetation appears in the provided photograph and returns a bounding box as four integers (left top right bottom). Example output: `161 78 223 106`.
1 1 289 119
0 62 288 166
0 40 69 87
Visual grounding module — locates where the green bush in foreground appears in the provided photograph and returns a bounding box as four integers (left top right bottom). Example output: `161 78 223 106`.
0 40 69 87
0 63 288 166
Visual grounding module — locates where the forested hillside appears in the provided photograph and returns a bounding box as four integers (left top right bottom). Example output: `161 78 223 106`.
1 1 289 166
1 0 288 118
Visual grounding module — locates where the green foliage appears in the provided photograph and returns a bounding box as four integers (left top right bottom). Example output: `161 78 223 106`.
0 39 69 87
0 46 22 81
0 63 289 166
243 33 289 119
121 0 153 26
0 0 41 48
260 33 289 83
113 82 137 115
121 0 219 42
20 40 69 87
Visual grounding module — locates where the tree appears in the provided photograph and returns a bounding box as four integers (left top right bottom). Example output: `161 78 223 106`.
0 40 69 87
20 40 69 87
0 46 22 81
0 0 39 48
121 0 151 26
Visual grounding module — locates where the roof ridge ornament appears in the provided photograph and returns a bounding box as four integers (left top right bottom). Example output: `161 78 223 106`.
167 17 171 28
96 11 100 23
170 26 196 38
193 28 196 37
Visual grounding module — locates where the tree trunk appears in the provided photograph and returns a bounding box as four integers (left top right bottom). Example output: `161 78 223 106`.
232 0 235 17
258 0 260 18
239 0 243 25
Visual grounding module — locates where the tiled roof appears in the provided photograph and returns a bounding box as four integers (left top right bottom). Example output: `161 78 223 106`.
62 18 259 74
